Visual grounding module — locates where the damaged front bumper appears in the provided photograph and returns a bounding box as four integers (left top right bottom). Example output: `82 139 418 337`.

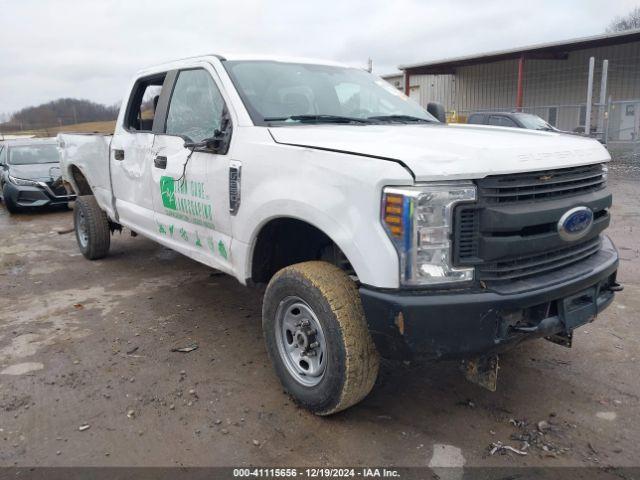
360 235 619 361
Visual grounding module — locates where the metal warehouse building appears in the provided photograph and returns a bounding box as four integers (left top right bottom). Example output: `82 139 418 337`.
383 29 640 147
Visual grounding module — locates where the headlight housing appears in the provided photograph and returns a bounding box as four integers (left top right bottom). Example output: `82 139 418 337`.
382 183 476 286
8 175 40 187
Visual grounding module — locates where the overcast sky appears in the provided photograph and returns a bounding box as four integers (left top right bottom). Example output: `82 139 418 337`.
1 0 638 115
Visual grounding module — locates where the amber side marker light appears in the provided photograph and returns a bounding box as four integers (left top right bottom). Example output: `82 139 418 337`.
383 193 404 238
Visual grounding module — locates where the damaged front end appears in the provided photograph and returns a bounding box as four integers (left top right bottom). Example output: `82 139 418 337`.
359 236 620 390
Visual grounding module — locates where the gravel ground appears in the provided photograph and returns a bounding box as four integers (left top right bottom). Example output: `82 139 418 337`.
0 174 638 472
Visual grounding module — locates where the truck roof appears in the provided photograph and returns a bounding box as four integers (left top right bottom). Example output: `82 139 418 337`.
136 54 355 76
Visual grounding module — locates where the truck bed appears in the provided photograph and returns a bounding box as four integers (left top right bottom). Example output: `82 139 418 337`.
58 133 114 218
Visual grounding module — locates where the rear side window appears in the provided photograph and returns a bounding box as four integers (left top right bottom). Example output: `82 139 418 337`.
165 69 225 143
125 74 166 132
467 114 484 124
488 115 517 127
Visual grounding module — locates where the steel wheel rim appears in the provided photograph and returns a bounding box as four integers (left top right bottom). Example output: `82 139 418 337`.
77 209 89 248
275 296 327 387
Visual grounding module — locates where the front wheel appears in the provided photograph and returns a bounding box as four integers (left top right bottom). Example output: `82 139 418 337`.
74 195 110 260
262 261 379 415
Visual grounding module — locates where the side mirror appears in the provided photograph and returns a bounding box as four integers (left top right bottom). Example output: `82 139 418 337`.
427 102 447 123
183 110 233 154
183 127 232 155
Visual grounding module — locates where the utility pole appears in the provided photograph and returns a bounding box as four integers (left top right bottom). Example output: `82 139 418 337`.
367 58 372 73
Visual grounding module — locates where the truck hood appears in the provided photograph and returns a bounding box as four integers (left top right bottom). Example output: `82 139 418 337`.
9 163 61 182
268 123 610 181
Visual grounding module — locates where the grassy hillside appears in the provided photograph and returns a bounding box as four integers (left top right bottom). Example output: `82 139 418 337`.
7 120 116 138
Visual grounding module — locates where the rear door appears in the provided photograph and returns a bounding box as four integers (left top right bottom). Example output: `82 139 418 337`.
110 73 170 235
150 66 234 272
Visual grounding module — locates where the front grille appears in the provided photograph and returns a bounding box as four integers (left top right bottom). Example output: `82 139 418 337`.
477 163 606 204
452 164 611 285
477 236 602 281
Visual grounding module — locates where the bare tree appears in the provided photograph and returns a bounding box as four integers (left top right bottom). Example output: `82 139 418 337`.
606 6 640 32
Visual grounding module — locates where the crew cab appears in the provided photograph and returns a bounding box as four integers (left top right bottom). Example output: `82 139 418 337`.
58 54 620 415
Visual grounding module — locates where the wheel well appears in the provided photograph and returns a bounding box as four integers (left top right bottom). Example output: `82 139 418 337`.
251 218 354 284
70 165 92 195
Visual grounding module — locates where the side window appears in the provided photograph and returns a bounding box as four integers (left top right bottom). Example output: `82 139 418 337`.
165 69 225 143
0 147 6 165
125 75 166 132
489 115 516 127
502 117 518 127
467 114 484 124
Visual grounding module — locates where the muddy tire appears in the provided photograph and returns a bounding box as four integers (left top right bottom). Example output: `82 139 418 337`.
262 261 379 415
74 195 110 260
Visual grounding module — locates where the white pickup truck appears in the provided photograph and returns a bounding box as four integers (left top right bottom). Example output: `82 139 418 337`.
58 54 621 415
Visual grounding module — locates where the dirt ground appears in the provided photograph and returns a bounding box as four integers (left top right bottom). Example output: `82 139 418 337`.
0 173 638 473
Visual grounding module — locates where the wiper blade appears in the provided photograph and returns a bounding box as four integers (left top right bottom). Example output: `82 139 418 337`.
264 114 374 124
367 115 434 124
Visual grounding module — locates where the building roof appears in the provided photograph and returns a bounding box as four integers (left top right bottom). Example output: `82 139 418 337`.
399 28 640 74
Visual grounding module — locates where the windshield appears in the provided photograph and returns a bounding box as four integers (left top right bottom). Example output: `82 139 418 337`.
9 144 59 165
515 113 553 131
223 61 437 125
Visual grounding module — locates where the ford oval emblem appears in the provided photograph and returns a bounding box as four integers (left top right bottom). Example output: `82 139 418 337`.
557 206 594 241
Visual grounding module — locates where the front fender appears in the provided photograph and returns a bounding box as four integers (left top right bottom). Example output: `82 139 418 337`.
235 176 404 289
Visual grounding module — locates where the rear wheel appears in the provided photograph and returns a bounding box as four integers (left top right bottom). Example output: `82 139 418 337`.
262 261 379 415
74 195 110 260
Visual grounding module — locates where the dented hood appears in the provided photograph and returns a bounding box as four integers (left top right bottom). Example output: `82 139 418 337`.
269 123 610 181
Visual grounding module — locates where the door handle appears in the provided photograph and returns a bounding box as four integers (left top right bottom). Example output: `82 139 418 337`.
154 156 167 169
114 149 125 161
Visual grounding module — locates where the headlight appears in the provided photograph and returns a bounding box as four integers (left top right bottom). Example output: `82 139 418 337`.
382 183 476 286
8 175 40 187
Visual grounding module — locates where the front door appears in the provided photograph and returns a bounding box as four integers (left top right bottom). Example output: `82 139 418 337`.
150 68 233 273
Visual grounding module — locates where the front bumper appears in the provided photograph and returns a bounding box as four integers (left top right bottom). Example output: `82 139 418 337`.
3 181 75 207
360 236 619 360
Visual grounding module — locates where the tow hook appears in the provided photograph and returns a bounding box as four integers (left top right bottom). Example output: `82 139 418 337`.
461 354 499 392
607 282 624 292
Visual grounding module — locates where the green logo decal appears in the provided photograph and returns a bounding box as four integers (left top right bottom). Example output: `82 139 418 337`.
218 240 228 260
195 232 202 248
160 176 176 210
159 177 214 229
